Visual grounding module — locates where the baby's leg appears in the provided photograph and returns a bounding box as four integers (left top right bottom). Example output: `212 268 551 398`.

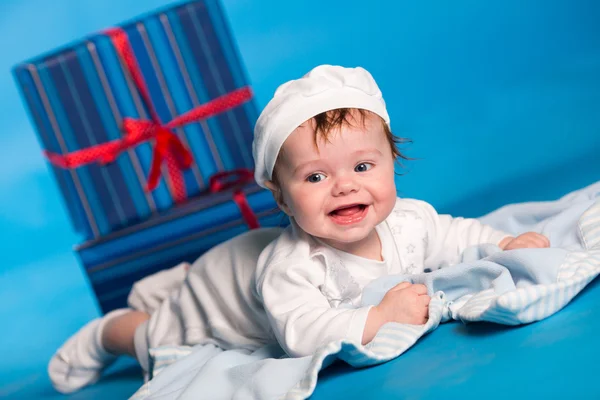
48 309 150 394
102 310 150 357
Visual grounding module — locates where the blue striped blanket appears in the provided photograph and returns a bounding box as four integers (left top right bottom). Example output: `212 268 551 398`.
131 181 600 400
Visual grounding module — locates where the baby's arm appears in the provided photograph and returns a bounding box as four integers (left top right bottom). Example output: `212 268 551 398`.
409 200 511 268
258 260 372 357
415 200 550 267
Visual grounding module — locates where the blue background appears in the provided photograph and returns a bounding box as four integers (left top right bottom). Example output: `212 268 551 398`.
0 0 599 398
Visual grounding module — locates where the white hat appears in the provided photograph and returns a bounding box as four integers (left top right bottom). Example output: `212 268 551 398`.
252 65 390 188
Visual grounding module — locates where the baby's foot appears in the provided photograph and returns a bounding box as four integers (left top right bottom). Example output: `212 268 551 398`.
47 308 129 393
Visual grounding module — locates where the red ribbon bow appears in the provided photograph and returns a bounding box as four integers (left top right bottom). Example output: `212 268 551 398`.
43 27 253 203
209 169 260 229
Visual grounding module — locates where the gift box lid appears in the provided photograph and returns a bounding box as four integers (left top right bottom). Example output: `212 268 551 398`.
77 184 287 313
78 180 286 264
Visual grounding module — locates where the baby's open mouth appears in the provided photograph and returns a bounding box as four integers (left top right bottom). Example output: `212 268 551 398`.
329 204 367 216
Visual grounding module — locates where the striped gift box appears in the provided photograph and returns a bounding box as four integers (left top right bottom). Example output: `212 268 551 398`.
78 183 287 313
13 0 258 241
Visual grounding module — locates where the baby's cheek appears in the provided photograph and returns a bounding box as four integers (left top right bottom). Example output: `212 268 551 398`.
374 188 397 222
380 182 398 206
289 190 323 225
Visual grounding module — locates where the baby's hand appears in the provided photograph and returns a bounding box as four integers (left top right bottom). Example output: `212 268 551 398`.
499 232 550 250
375 282 430 325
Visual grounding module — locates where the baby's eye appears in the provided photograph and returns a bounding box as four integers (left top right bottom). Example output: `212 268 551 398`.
355 163 373 173
306 173 326 183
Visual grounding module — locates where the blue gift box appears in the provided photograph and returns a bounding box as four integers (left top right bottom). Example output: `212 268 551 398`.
13 0 258 241
78 183 287 313
12 1 288 313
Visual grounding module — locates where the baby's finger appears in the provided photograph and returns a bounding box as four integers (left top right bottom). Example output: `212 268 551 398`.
511 236 543 249
518 241 537 249
419 294 431 306
543 236 551 247
390 281 412 291
533 233 551 247
524 235 548 248
410 284 428 295
521 232 549 248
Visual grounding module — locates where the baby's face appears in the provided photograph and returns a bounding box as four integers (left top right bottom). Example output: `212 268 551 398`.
272 113 397 252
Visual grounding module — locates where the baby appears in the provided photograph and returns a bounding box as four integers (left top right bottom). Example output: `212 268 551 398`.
251 65 549 356
48 65 549 393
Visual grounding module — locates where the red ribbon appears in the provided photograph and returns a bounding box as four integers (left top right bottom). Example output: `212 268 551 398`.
209 169 260 229
43 27 253 203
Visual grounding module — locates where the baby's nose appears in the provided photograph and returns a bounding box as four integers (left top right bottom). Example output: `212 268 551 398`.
332 175 359 196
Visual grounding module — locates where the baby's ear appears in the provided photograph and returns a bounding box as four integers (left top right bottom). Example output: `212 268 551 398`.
264 180 293 216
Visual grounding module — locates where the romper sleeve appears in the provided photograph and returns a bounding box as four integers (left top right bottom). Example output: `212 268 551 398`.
406 199 511 269
257 258 372 357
